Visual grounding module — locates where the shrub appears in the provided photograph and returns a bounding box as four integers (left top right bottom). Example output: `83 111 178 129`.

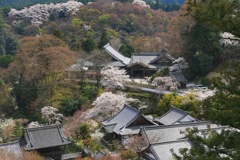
120 149 137 160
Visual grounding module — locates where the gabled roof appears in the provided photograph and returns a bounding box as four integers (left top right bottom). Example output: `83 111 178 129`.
0 141 22 157
150 139 192 160
127 61 150 68
24 124 72 150
101 104 140 135
154 107 198 125
107 61 126 67
169 71 187 83
149 49 175 64
128 54 166 69
128 50 175 69
103 43 131 65
141 122 229 144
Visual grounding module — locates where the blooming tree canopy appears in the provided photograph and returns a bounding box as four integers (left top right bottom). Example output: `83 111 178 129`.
41 106 63 125
28 121 41 128
90 92 126 119
220 32 240 47
152 76 179 91
101 65 130 89
9 1 83 26
132 0 150 8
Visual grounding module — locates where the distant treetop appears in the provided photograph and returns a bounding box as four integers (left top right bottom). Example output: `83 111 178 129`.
0 0 68 9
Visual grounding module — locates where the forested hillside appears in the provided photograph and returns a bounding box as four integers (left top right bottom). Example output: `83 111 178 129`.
0 0 240 159
0 0 67 9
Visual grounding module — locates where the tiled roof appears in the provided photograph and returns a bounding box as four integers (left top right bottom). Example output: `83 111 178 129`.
62 152 81 160
103 43 131 65
102 104 140 135
0 141 22 157
154 107 198 125
128 49 175 69
107 61 126 67
150 139 192 160
169 71 187 83
129 54 165 69
24 124 72 150
142 122 228 144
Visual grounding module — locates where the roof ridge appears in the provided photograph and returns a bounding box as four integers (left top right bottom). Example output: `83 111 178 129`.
143 121 211 130
154 106 188 122
124 104 140 113
170 106 189 115
24 124 59 131
151 138 190 146
103 43 130 65
101 104 139 124
133 53 161 56
0 140 19 147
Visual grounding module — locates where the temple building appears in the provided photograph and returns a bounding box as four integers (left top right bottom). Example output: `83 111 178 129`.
103 43 175 78
23 124 72 159
101 104 156 145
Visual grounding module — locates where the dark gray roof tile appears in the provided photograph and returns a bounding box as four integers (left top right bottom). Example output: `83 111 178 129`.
142 122 229 144
154 107 190 125
170 71 187 83
102 104 140 134
24 124 71 150
150 139 192 160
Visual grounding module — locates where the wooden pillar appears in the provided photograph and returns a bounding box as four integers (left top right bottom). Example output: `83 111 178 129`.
143 68 145 77
131 68 134 78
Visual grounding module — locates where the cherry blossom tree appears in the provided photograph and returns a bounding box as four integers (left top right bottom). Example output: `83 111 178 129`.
41 106 63 125
152 76 179 91
9 1 83 26
62 110 83 137
101 65 130 90
89 92 126 120
132 0 150 8
220 32 240 47
91 129 104 142
28 121 41 128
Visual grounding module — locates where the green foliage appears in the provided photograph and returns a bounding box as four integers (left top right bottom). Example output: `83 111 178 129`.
65 142 83 154
59 97 80 116
89 140 101 154
0 81 16 116
155 93 183 115
203 92 240 128
3 6 11 17
150 67 169 82
98 29 109 48
149 1 181 12
71 18 83 28
187 0 240 37
178 91 202 119
98 14 110 23
183 22 222 80
81 86 98 102
82 37 96 52
76 123 91 140
201 61 240 128
0 55 15 68
11 121 23 139
0 14 17 56
119 43 135 57
174 128 240 160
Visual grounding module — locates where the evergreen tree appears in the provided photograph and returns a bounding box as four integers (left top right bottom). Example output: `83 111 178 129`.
98 29 109 48
119 43 135 57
